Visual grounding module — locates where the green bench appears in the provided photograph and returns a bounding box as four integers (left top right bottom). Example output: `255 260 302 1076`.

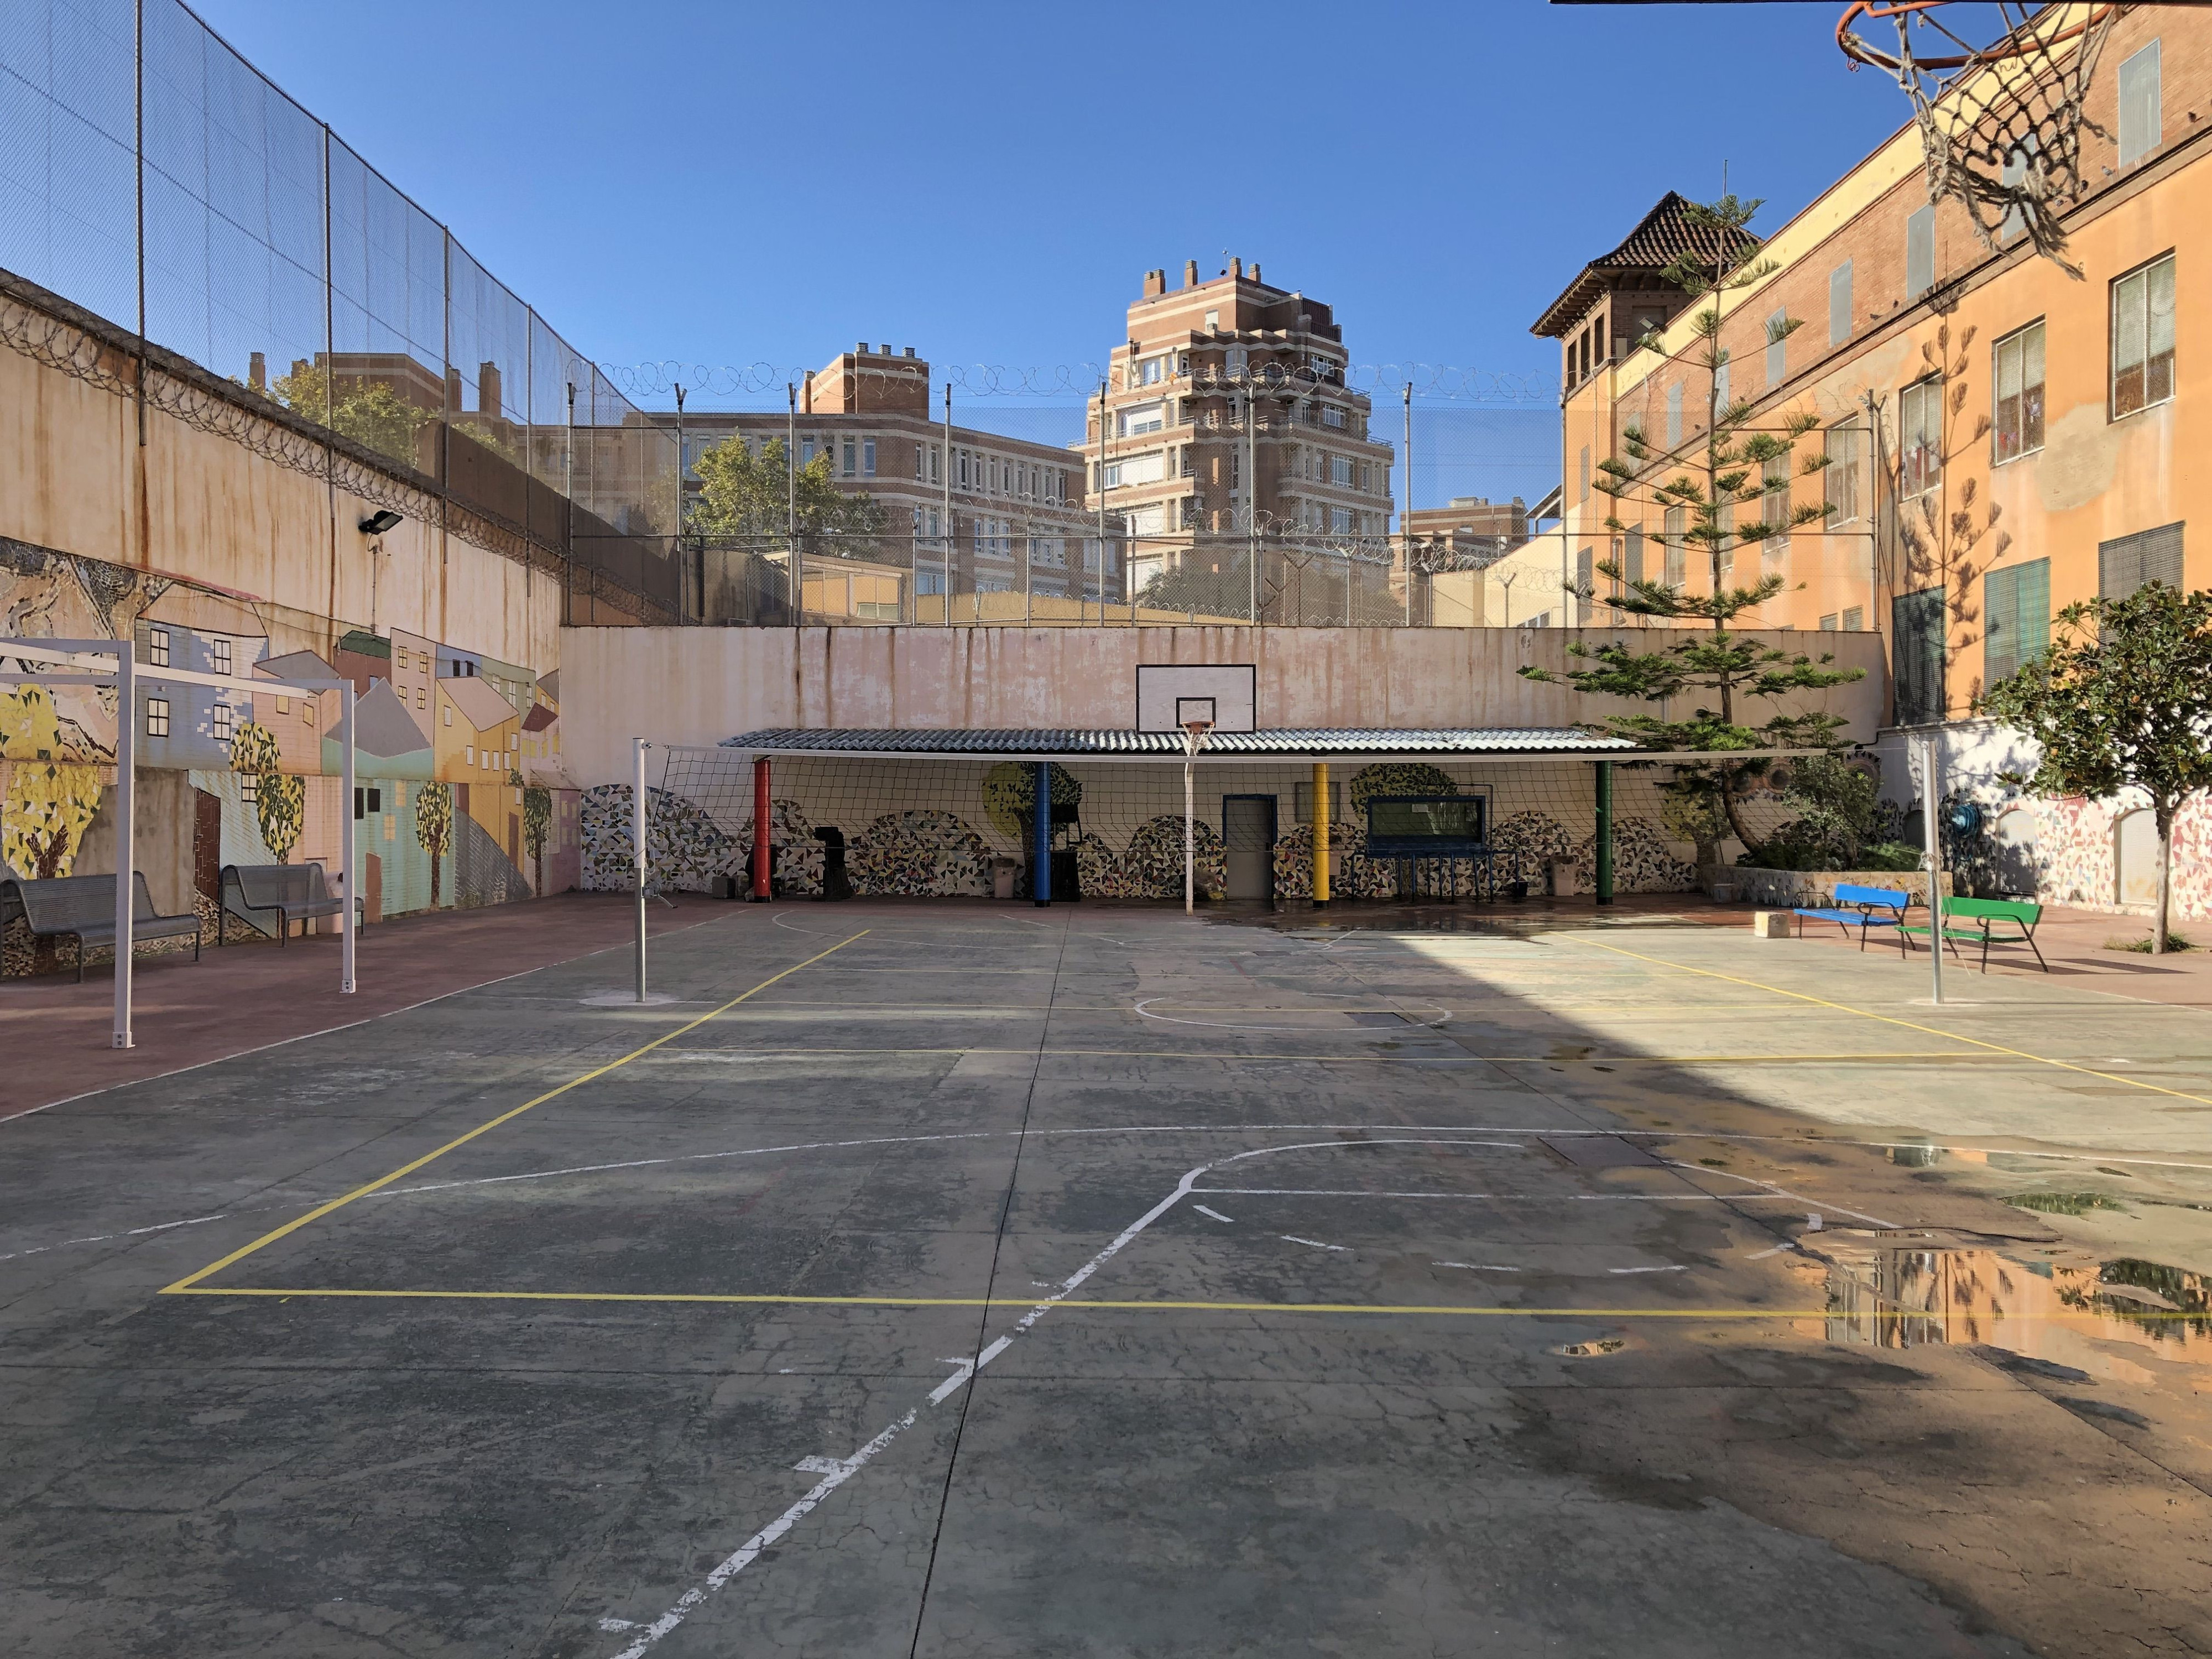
1898 895 2048 973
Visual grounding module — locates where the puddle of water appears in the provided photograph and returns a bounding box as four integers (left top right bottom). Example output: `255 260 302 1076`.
1818 1238 2212 1379
1556 1338 1630 1358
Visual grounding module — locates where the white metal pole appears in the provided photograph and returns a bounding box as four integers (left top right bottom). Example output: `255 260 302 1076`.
1921 732 1944 1006
1402 382 1413 626
112 644 134 1050
634 737 649 1001
340 682 356 994
1184 749 1196 916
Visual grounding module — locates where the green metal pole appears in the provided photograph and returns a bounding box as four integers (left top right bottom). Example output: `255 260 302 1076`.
1594 761 1614 906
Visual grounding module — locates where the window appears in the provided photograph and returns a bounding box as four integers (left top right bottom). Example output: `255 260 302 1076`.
1893 587 1946 725
1102 461 1123 489
1765 308 1787 388
145 696 169 737
1713 359 1731 413
1119 401 1165 437
416 687 426 709
1663 505 1687 587
211 638 232 675
917 570 946 596
1900 377 1942 498
1984 558 2051 685
1992 320 2046 462
1139 357 1164 386
2112 254 2176 417
1818 614 1838 632
1330 455 1354 487
1666 382 1683 447
1761 452 1791 543
212 701 232 741
466 744 475 765
2099 521 2184 598
1828 260 1853 347
1575 547 1594 624
1321 405 1346 430
275 696 289 714
1825 419 1865 523
930 445 940 483
1906 205 1936 300
914 444 925 481
801 437 816 466
241 774 257 805
1203 309 1219 331
147 628 169 667
1842 607 1864 632
1331 505 1354 534
1225 346 1247 377
862 439 876 477
443 705 452 726
2119 39 2161 168
1180 446 1195 478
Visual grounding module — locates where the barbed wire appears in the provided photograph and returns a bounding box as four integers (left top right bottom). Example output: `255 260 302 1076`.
603 359 1561 405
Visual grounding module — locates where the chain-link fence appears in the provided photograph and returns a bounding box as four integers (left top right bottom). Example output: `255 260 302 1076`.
3 0 1568 633
2 0 682 622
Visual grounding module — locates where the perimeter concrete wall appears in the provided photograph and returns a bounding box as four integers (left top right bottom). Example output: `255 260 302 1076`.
556 624 1890 787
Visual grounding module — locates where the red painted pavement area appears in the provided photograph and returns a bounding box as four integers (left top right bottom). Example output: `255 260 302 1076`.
2 893 739 1119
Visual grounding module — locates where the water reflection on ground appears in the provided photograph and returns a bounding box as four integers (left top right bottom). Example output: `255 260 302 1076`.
1820 1235 2212 1379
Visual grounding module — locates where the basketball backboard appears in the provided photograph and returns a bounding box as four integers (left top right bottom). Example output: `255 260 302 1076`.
1135 664 1256 733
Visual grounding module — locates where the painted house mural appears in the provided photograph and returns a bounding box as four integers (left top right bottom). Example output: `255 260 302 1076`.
2 545 578 974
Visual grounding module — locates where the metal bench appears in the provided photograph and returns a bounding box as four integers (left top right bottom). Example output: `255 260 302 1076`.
218 862 361 946
1900 895 2047 973
1792 882 1913 954
0 872 202 982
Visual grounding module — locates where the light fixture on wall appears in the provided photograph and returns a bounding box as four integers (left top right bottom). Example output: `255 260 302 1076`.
358 510 403 635
358 509 403 535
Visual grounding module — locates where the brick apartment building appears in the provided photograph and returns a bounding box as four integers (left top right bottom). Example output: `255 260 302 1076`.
1082 259 1396 618
664 345 1102 614
1536 3 2206 725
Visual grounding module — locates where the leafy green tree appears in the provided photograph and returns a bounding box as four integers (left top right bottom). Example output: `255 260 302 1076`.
266 359 437 471
229 720 302 864
689 435 888 548
414 781 452 908
1770 753 1879 870
1979 583 2212 954
1526 195 1861 862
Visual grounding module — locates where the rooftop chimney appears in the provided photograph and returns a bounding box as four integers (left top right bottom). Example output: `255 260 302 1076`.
1184 259 1198 288
904 346 916 358
249 351 267 390
1232 257 1243 279
1143 268 1166 298
1250 262 1261 284
802 369 814 415
857 341 868 354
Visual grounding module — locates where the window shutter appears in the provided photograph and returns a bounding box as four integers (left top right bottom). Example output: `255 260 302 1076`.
2119 40 2162 166
1906 206 1936 299
1828 260 1854 346
2099 521 2184 598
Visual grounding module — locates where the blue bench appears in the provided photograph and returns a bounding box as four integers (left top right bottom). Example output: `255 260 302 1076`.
1793 883 1912 954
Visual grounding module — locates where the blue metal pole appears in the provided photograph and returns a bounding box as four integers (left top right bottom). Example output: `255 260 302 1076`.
1032 760 1052 906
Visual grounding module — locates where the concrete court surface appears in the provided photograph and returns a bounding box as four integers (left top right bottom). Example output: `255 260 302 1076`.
4 902 2212 1658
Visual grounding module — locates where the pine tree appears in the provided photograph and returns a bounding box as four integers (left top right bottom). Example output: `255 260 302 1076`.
1524 196 1864 863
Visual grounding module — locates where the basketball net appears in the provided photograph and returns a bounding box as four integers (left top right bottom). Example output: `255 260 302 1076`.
1843 2 2119 275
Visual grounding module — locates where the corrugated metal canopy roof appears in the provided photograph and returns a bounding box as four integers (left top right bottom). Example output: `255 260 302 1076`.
722 728 1639 758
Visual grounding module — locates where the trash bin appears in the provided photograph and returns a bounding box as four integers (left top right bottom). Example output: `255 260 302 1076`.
813 826 852 901
990 856 1020 901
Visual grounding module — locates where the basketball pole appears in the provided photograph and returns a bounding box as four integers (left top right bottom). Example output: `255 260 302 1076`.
1182 719 1210 915
633 737 649 1003
1920 732 1945 1006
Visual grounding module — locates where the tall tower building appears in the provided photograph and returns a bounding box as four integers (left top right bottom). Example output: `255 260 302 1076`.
1082 259 1395 620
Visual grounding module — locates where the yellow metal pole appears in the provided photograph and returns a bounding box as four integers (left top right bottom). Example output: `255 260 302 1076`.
1312 761 1332 908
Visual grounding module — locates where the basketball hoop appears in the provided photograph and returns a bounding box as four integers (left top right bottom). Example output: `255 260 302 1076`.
1181 717 1214 756
1837 2 2120 274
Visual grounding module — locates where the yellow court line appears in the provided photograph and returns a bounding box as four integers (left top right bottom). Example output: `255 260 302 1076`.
156 1285 2209 1321
1569 936 2212 1108
649 1045 1995 1065
159 931 872 1296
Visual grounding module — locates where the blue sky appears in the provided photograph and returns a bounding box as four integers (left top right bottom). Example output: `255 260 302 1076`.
187 0 1917 503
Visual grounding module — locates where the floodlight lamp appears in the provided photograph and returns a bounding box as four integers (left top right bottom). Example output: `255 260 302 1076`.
358 509 404 536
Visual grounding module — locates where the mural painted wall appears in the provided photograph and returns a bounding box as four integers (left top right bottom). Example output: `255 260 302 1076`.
1 543 580 973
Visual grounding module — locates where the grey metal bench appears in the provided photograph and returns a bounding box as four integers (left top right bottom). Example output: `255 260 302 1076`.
218 862 361 946
1 872 202 982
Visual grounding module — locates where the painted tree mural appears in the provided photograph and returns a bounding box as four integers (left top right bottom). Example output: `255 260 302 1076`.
0 686 105 880
229 720 302 863
514 768 551 894
414 781 452 906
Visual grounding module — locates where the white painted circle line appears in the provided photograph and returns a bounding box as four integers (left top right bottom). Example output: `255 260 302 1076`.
1131 996 1452 1034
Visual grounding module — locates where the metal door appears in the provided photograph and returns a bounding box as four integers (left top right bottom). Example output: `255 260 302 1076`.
1222 795 1276 901
2117 809 2159 907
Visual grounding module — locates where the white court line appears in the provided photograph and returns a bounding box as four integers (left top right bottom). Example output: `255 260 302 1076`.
1657 1160 1897 1230
1131 996 1453 1035
1434 1261 1521 1272
1281 1235 1350 1252
1192 1206 1235 1224
1195 1186 1735 1202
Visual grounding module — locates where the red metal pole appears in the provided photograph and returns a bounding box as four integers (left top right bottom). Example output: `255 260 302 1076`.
752 756 772 900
